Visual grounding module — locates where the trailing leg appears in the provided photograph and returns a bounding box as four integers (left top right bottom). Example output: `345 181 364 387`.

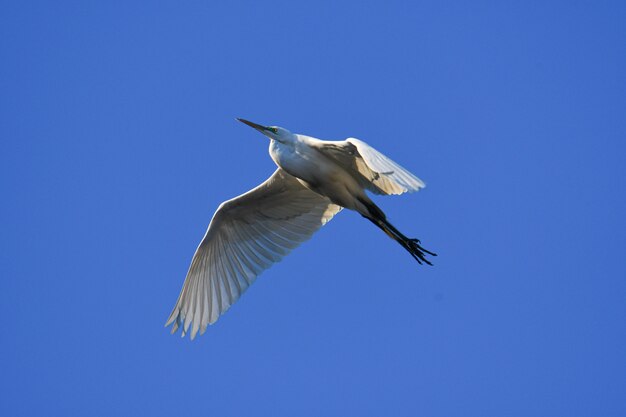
365 216 436 265
357 197 436 265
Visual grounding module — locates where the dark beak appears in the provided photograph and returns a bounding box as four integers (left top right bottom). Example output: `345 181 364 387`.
237 118 268 132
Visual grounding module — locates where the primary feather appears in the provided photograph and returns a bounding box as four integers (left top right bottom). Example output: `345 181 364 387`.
166 168 341 339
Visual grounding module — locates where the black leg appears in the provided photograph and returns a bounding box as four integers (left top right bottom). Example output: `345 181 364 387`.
363 215 437 266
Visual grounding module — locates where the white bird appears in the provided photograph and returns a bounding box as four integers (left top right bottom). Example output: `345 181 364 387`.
166 119 436 339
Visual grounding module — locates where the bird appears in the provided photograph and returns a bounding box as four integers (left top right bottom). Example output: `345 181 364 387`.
165 119 436 339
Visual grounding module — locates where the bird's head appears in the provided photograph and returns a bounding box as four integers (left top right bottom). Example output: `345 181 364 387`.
237 118 293 144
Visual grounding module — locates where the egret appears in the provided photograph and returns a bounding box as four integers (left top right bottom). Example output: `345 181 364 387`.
166 119 436 339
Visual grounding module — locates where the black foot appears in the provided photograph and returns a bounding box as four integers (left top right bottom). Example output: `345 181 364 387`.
405 238 437 266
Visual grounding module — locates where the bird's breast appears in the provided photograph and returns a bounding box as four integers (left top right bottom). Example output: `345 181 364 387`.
269 140 337 185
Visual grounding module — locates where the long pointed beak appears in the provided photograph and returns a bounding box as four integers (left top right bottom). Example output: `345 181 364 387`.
237 118 268 133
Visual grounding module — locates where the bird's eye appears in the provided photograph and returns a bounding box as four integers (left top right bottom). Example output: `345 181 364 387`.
269 127 278 134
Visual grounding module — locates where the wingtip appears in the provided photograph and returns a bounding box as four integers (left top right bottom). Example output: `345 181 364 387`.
169 321 179 335
164 307 179 327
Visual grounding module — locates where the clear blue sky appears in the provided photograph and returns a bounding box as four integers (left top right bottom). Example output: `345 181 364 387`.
1 1 625 416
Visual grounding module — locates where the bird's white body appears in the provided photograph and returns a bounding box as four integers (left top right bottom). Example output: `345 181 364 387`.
270 134 367 214
165 120 434 339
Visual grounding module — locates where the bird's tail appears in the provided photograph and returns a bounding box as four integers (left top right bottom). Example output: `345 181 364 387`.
358 197 437 265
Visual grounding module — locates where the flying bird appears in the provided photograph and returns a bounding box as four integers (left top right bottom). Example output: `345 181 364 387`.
166 119 436 339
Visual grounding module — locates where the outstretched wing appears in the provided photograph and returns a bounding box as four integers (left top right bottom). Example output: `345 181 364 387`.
166 168 342 339
317 138 425 195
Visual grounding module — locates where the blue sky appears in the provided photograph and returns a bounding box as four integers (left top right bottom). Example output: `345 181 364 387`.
1 1 625 416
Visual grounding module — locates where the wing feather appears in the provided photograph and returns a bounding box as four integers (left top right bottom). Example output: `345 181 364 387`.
347 138 425 194
166 168 342 339
316 138 425 195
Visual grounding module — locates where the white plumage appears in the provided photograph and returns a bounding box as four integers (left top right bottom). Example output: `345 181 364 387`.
166 119 435 339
